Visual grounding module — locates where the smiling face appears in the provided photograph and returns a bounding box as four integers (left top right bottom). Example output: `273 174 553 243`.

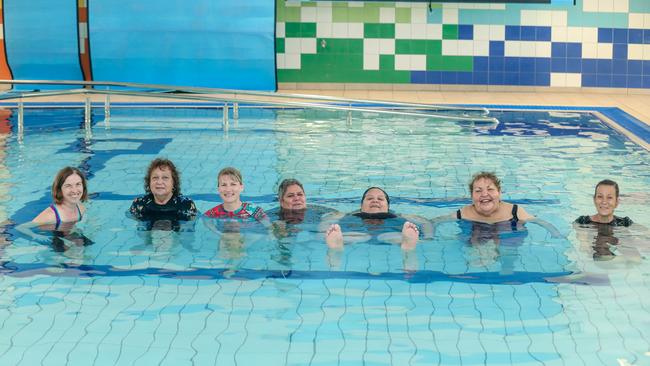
60 173 84 205
471 177 502 216
149 167 174 202
593 184 619 218
361 188 389 213
218 174 244 205
280 184 307 210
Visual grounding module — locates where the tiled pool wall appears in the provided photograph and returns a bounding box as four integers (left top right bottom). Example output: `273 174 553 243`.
276 0 650 89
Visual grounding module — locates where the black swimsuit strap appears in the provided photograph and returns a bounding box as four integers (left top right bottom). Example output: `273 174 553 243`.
511 204 519 222
456 209 462 220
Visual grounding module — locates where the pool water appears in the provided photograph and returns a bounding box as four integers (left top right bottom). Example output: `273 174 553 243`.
0 106 649 365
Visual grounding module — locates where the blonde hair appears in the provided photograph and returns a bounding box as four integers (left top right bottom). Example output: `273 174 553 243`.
218 167 243 184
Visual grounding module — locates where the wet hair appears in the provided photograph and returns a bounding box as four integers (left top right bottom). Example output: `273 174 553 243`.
144 158 181 195
52 167 88 204
361 187 390 209
278 178 304 202
218 167 243 184
594 179 619 198
469 172 501 193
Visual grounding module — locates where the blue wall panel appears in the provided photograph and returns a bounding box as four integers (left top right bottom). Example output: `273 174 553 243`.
4 0 83 90
89 0 276 91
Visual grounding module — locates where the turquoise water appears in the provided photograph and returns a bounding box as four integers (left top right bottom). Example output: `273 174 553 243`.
0 106 649 365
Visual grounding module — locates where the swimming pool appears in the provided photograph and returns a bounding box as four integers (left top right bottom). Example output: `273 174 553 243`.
0 104 649 365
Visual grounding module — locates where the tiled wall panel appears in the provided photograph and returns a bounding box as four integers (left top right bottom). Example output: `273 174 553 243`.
276 0 650 89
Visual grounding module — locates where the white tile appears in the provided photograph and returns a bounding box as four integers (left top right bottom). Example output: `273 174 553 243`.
566 27 583 42
284 53 301 69
301 7 317 22
363 54 379 70
380 8 395 24
379 39 395 55
520 10 537 26
316 6 332 23
520 41 537 57
317 23 332 38
316 1 331 7
285 0 301 7
395 23 411 39
504 41 521 57
473 40 490 56
552 11 567 26
566 73 582 87
442 40 459 56
550 73 566 87
426 24 442 40
599 0 614 12
643 44 650 60
474 25 490 41
613 0 629 13
331 23 348 38
627 44 643 60
411 24 426 40
284 38 302 54
364 39 380 55
597 43 613 59
276 23 285 38
489 25 505 41
276 53 285 69
411 55 426 70
411 3 427 9
581 27 598 43
645 14 650 28
412 8 427 24
348 2 363 7
394 55 411 70
442 3 458 9
536 42 552 57
458 40 474 56
552 26 568 42
348 23 364 38
583 0 598 12
582 42 598 58
301 38 317 54
443 8 458 24
628 13 645 28
395 2 411 8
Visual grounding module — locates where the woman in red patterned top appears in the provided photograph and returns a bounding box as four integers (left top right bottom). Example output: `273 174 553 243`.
204 167 268 223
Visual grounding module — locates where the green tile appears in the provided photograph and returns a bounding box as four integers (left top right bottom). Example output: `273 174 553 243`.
316 39 349 54
279 6 301 23
347 39 364 54
285 22 302 38
379 55 394 70
442 24 458 40
301 1 317 7
347 7 366 22
630 0 650 12
362 7 380 22
301 23 317 37
428 55 473 71
365 24 395 39
426 40 442 55
276 38 285 54
395 8 411 23
332 7 347 22
284 22 316 38
363 3 385 11
396 40 429 54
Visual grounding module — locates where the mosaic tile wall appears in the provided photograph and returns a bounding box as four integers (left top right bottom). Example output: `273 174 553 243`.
276 0 650 88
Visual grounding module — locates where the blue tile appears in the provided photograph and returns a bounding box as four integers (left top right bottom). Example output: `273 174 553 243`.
644 30 650 44
566 58 582 73
613 44 628 59
598 28 613 43
536 27 552 42
441 71 458 84
644 76 650 88
489 72 505 85
628 60 642 74
644 60 650 75
612 74 627 87
474 56 489 72
613 28 628 44
627 75 643 88
566 43 582 58
505 57 520 72
458 71 473 84
629 29 643 44
520 26 536 41
505 72 520 85
597 59 612 74
520 73 535 86
426 71 441 83
535 58 550 73
489 57 505 72
597 74 612 87
505 26 520 41
489 41 504 56
520 57 535 73
551 58 567 72
411 71 427 83
473 72 488 85
582 74 598 87
535 73 550 86
582 59 598 74
552 42 567 58
458 24 473 40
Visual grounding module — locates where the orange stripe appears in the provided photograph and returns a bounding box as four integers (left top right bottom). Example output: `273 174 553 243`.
0 42 12 80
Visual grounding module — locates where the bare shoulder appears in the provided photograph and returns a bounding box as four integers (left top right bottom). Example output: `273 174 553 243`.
32 206 56 224
516 204 535 220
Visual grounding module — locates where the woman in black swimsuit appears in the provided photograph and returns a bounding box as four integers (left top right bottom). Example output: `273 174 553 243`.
574 179 632 227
